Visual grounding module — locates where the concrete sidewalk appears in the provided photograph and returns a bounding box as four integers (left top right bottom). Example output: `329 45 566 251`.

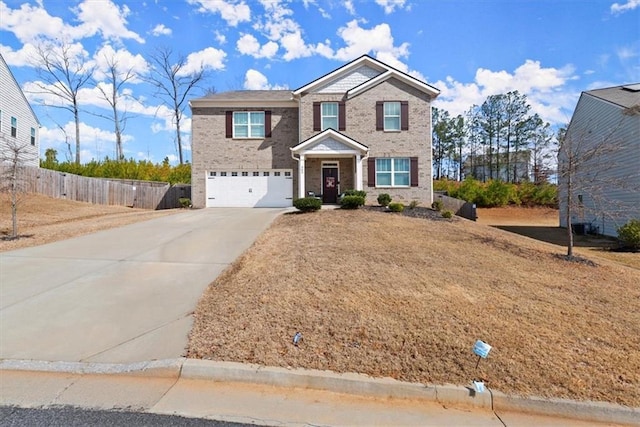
0 208 285 363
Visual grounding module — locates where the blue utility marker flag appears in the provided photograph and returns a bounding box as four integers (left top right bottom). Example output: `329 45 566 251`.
473 340 492 358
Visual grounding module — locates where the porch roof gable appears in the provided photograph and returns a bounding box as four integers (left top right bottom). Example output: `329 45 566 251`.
290 128 368 155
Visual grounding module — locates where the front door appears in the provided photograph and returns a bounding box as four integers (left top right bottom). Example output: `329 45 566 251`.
322 167 339 203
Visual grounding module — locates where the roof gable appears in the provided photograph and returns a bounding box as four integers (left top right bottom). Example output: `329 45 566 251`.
291 128 368 155
293 55 439 98
0 53 40 126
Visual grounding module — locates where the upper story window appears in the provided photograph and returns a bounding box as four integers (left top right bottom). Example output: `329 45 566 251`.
11 116 17 137
226 110 271 139
384 102 401 131
321 102 338 131
376 101 408 131
30 127 36 145
313 101 345 132
234 111 264 138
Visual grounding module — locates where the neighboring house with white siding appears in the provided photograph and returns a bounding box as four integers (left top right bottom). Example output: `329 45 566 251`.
0 53 40 167
558 83 640 237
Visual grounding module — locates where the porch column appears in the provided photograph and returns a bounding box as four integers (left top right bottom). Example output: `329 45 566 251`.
298 154 306 198
355 153 363 191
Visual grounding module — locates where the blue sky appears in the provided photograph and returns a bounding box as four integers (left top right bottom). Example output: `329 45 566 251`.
1 0 638 164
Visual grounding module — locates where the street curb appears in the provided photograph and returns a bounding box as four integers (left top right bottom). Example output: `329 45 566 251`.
0 358 183 379
2 358 638 425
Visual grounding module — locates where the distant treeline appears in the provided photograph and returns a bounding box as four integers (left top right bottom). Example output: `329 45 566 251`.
40 150 191 185
434 178 557 208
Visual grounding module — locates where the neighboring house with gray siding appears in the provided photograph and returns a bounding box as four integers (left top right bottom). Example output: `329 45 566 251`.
190 55 439 208
0 53 40 167
559 83 640 237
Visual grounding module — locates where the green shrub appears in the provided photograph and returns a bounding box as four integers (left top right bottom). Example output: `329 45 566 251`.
408 200 419 209
388 202 404 212
483 180 517 207
344 189 367 199
178 197 192 208
294 196 322 212
456 176 484 204
340 195 365 209
377 193 392 207
441 210 453 219
431 200 443 211
617 219 640 249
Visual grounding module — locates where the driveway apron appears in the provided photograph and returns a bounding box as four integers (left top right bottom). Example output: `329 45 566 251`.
0 208 285 363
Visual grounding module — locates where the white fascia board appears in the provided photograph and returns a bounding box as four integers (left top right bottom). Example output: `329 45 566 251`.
189 99 297 109
291 129 368 153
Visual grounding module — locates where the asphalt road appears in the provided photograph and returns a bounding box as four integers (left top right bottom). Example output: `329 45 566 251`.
0 406 259 427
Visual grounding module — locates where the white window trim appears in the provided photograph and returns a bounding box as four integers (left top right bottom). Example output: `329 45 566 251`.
383 101 401 132
11 116 17 138
233 111 265 139
375 157 410 188
321 102 339 131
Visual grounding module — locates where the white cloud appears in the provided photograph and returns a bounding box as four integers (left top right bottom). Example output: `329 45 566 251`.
616 45 638 60
432 60 578 125
93 44 149 83
243 69 288 90
151 24 172 36
244 69 269 90
375 0 407 14
0 43 38 67
0 0 144 44
236 33 279 59
73 0 145 43
39 121 133 162
611 0 640 14
215 30 227 45
344 0 356 15
175 47 227 77
187 0 251 26
334 20 409 62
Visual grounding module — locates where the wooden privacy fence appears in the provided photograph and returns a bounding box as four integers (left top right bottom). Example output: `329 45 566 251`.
2 166 191 210
433 191 477 221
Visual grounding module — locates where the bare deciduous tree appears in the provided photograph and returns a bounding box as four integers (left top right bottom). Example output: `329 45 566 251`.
145 47 207 165
93 51 138 160
30 40 95 164
0 135 37 239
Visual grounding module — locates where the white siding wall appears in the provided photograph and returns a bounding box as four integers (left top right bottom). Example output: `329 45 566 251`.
0 55 40 167
559 93 640 237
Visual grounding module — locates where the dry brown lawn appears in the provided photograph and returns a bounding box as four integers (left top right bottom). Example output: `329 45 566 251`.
0 193 178 252
188 208 640 407
478 206 640 270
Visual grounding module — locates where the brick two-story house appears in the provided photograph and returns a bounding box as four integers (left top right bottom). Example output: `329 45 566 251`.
190 55 439 208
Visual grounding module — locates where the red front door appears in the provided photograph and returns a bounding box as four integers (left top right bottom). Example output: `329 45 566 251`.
322 167 339 203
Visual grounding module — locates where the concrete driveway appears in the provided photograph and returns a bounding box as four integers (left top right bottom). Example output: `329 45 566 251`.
0 208 286 364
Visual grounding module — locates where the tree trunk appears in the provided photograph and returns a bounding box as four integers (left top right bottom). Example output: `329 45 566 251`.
74 104 81 165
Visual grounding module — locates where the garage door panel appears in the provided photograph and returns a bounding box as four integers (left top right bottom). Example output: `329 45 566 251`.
206 171 292 208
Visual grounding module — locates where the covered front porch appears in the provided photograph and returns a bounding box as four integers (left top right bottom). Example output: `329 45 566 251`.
290 129 369 204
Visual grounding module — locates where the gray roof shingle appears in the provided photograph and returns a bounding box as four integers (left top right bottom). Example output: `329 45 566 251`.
586 84 640 109
194 90 293 102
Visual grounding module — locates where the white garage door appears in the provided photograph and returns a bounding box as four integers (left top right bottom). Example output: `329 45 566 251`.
206 170 293 207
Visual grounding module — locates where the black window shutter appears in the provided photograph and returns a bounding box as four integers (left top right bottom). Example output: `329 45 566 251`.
375 102 383 131
368 157 376 187
313 102 321 131
225 111 233 138
410 157 418 187
338 101 346 131
265 110 272 138
401 101 409 130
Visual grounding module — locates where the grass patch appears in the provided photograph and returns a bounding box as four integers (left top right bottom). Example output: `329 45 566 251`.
188 209 640 407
